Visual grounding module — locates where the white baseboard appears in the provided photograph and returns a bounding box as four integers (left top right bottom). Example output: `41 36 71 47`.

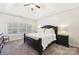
8 34 24 41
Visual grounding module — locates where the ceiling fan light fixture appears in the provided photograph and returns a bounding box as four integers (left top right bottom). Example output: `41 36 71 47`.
30 4 35 8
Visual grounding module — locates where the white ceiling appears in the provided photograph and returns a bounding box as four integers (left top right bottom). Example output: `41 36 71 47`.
0 3 79 20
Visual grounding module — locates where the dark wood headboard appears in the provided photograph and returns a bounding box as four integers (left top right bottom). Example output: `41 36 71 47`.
41 25 58 35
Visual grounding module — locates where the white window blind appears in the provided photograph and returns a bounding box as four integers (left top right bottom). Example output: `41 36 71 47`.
8 22 32 34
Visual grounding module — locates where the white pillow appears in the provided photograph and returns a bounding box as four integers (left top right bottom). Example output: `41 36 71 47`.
45 28 55 34
37 28 45 33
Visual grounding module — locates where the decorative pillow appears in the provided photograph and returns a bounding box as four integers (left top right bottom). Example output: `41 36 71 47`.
45 28 55 34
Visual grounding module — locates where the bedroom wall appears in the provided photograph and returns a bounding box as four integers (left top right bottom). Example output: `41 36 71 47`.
0 13 37 41
37 7 79 47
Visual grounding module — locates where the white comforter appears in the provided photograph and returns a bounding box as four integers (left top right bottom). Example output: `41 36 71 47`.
26 33 56 50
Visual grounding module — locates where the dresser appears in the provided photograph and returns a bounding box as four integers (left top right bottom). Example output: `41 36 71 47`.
56 35 69 47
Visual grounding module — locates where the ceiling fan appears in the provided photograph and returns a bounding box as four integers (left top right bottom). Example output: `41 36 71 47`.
24 3 40 10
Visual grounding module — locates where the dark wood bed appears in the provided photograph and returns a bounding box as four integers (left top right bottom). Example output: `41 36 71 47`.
24 25 58 54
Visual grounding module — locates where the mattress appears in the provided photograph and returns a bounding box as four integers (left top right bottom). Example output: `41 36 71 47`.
26 33 56 50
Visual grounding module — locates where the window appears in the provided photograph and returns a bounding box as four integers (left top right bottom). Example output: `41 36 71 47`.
27 24 32 33
19 24 26 33
8 22 32 34
8 23 18 34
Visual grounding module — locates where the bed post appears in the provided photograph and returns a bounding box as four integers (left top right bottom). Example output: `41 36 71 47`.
24 33 26 43
38 38 43 55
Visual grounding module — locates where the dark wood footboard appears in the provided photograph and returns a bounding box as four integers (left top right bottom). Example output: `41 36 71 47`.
24 34 43 54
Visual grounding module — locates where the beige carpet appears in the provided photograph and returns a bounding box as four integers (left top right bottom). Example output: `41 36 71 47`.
1 39 79 55
1 40 38 55
42 43 78 55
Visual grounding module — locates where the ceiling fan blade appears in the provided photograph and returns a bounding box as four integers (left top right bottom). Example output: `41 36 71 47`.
24 3 40 9
32 3 40 8
24 3 31 6
35 5 40 8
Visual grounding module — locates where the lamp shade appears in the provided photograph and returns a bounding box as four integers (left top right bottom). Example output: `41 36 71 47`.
58 25 68 35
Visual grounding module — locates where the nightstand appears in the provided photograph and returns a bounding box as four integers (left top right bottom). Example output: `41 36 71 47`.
56 35 69 47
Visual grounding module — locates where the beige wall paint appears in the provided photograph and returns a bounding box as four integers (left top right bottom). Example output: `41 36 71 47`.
0 13 37 41
38 7 79 47
32 20 38 32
